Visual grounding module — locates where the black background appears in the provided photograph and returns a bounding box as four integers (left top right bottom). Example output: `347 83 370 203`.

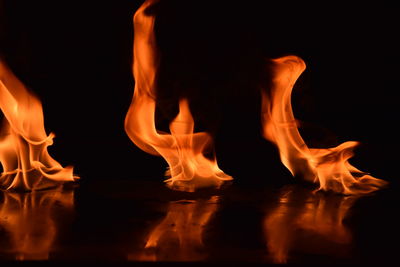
1 0 398 188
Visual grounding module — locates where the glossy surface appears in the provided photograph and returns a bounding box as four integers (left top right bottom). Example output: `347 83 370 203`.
0 180 397 264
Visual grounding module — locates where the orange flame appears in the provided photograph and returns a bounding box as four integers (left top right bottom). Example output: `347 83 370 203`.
0 60 77 191
264 186 356 263
129 196 219 261
262 55 387 194
0 189 75 260
124 0 232 192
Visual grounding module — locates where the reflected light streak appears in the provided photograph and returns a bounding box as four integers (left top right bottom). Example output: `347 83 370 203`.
0 189 75 260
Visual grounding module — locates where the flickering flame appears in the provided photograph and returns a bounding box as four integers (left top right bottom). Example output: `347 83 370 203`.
0 60 77 191
262 55 387 194
0 189 75 260
124 0 232 192
129 196 219 261
264 186 356 263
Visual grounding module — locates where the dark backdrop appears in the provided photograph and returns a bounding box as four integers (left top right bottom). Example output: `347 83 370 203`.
1 0 398 187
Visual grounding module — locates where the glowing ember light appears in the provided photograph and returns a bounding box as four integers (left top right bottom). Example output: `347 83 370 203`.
0 60 77 191
0 189 75 260
264 186 357 263
129 196 219 261
261 55 387 194
124 0 232 192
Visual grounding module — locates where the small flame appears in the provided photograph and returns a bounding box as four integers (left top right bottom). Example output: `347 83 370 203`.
129 196 219 261
0 189 75 260
0 60 77 191
261 55 387 194
264 186 356 263
125 0 232 192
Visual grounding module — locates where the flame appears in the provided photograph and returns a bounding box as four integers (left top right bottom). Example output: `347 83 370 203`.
124 0 232 192
0 189 75 260
129 196 219 261
261 55 387 194
0 60 77 191
264 186 357 263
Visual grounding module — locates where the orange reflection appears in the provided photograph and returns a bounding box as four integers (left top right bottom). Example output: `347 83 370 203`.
261 55 387 194
0 60 77 191
264 185 357 263
124 0 232 192
129 196 219 261
0 189 75 260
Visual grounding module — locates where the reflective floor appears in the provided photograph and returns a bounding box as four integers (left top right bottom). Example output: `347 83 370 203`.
0 179 398 264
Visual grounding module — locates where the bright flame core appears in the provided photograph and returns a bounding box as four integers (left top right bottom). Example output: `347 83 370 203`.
0 60 77 191
124 0 232 192
262 55 387 194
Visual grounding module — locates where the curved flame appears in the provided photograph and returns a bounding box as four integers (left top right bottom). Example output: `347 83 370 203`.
262 55 387 194
124 0 232 192
0 61 77 191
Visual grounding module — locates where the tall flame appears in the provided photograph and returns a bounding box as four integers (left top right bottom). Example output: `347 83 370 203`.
0 189 75 260
262 55 387 194
0 60 77 191
264 186 356 263
124 0 232 192
129 196 219 261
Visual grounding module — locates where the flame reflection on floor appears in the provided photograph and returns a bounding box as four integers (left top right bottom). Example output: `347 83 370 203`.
0 189 74 260
0 180 395 263
129 196 219 261
264 185 358 263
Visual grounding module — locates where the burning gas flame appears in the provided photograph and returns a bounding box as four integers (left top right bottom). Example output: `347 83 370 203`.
124 0 232 192
0 60 77 191
0 189 75 260
264 186 356 263
261 55 387 194
129 196 219 261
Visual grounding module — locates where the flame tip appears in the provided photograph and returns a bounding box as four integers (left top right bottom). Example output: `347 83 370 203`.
263 55 386 195
125 1 232 192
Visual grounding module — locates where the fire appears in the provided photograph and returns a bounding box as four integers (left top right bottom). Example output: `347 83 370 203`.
264 186 356 263
0 189 75 260
124 0 232 192
0 60 77 191
261 55 387 194
129 196 219 261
